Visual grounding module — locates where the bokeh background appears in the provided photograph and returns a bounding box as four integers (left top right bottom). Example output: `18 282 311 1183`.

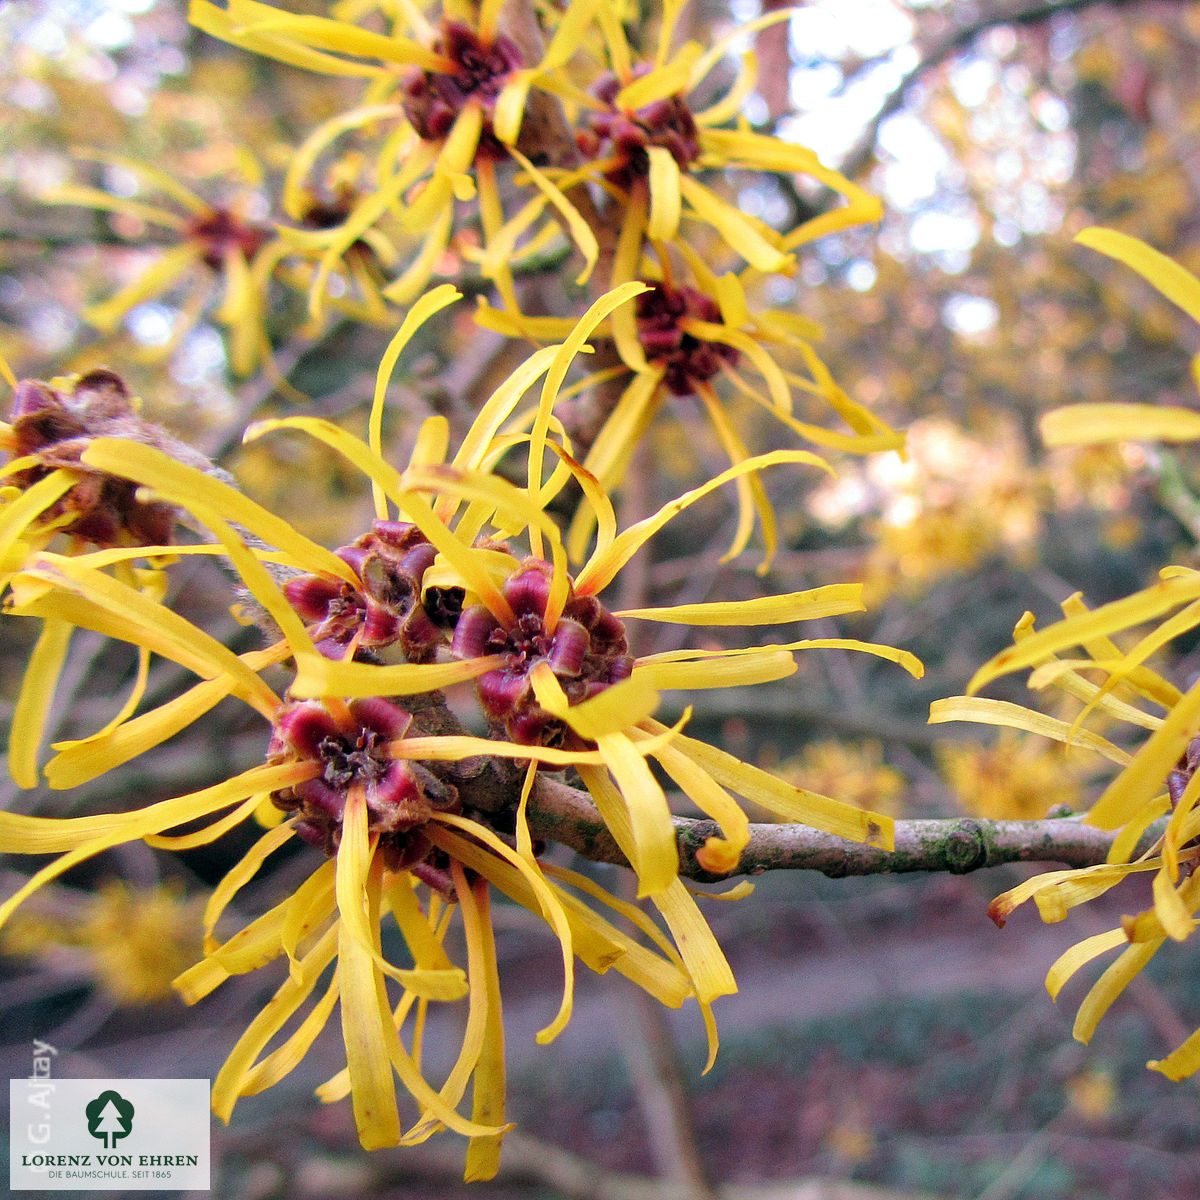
2 1 1200 1196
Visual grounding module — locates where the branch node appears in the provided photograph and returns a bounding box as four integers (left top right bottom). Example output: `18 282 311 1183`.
944 821 989 873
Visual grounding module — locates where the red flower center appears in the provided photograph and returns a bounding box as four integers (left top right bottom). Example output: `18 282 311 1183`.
284 521 443 661
636 282 740 395
401 21 524 161
269 697 459 870
579 72 701 191
452 560 634 749
187 207 269 270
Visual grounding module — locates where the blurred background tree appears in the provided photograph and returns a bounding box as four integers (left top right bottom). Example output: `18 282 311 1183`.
3 1 1200 1196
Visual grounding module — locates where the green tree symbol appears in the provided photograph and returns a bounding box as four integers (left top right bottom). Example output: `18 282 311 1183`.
85 1090 135 1150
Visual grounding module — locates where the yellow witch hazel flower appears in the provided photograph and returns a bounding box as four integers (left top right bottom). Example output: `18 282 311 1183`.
46 153 276 375
567 0 881 279
188 0 880 321
930 231 1200 1081
0 361 221 790
0 287 916 1171
189 0 603 312
480 247 903 568
66 280 913 931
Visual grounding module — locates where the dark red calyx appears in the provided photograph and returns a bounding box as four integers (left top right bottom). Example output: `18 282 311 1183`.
283 521 444 661
635 282 739 396
401 21 524 161
452 559 634 750
578 70 700 190
268 697 459 869
6 369 206 547
186 207 269 271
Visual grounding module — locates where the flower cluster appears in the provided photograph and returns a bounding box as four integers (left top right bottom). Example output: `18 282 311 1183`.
20 0 1200 1172
0 275 917 1174
48 0 901 570
168 0 897 564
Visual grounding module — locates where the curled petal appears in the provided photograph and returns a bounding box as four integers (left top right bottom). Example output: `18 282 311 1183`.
351 697 413 741
274 700 341 758
545 617 589 676
453 604 503 659
284 575 343 621
501 563 553 617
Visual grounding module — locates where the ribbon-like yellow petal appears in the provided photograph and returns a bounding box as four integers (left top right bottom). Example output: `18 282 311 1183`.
1041 403 1200 446
646 146 682 243
1150 1025 1200 1080
1075 226 1200 326
210 925 340 1121
619 584 866 626
1045 928 1127 999
929 696 1131 766
651 878 737 1004
8 617 72 789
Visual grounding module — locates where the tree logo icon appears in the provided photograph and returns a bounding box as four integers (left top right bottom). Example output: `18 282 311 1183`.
85 1090 135 1149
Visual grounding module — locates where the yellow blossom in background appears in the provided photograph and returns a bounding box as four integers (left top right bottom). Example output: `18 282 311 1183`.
1066 1066 1117 1123
937 728 1088 821
1044 440 1144 554
869 506 995 598
1045 442 1140 513
823 1115 876 1168
1 881 203 1006
84 882 205 1004
45 154 275 376
809 415 1041 600
775 739 905 819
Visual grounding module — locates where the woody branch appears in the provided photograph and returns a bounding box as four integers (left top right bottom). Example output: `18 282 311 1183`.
527 774 1140 881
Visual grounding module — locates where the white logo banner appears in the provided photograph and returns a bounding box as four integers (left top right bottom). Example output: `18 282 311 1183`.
9 1078 210 1191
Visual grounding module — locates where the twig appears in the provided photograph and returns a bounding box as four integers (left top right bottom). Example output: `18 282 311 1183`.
529 775 1144 881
